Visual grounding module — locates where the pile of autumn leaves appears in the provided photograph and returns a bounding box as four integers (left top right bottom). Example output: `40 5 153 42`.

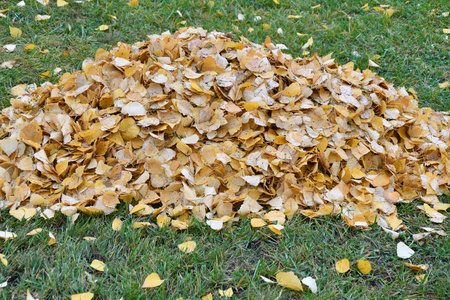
0 27 449 237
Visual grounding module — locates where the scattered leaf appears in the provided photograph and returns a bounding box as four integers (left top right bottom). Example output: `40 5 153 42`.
9 26 22 38
301 276 317 293
397 242 415 259
90 259 105 272
127 0 139 7
71 292 94 300
336 259 350 273
112 218 122 231
0 254 7 266
96 25 109 31
178 241 196 253
357 260 372 274
218 288 234 297
57 0 69 7
142 273 164 288
276 271 303 291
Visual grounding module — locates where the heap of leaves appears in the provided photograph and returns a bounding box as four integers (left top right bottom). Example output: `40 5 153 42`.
0 27 449 232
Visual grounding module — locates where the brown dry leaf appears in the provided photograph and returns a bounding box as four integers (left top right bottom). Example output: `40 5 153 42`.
276 271 303 291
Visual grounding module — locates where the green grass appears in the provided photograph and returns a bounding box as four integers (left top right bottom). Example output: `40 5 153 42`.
0 0 449 299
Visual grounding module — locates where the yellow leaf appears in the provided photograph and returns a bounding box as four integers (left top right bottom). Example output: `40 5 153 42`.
90 259 105 272
133 222 151 228
57 0 69 7
71 292 94 300
219 288 234 297
24 44 36 50
0 254 7 266
9 27 22 38
48 232 56 246
296 33 307 36
336 259 350 273
248 28 254 33
443 29 450 34
26 228 43 236
311 4 321 9
243 102 259 112
109 15 117 19
39 71 51 78
157 215 171 228
83 236 96 241
288 15 301 19
357 260 371 274
438 81 449 89
96 25 109 31
361 3 369 11
112 218 122 231
273 0 279 4
35 14 51 21
373 7 384 12
267 224 284 235
142 273 164 288
276 271 303 291
127 0 139 7
178 241 196 253
415 274 428 283
202 293 213 300
263 23 271 30
384 8 395 17
351 168 366 179
251 218 267 228
322 24 328 29
26 289 36 300
404 263 429 272
371 54 381 60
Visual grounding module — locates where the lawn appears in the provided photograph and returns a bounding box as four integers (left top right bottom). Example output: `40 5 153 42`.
1 0 449 299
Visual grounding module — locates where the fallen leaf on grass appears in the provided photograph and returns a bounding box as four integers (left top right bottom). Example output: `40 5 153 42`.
26 289 36 300
1 61 15 69
24 44 36 50
90 259 105 272
0 231 17 240
397 242 414 259
133 222 151 228
202 294 213 300
71 292 94 300
142 273 164 288
404 263 429 272
415 274 428 283
26 228 43 236
218 288 233 297
48 232 56 246
251 218 266 228
439 81 449 89
267 224 284 235
112 218 122 231
357 260 371 274
9 26 22 38
83 236 96 241
0 280 7 288
276 271 303 291
39 71 51 78
301 277 317 293
336 259 350 273
17 1 26 6
178 241 196 253
57 0 69 7
260 275 275 283
37 0 49 5
206 219 223 230
157 215 171 228
443 29 450 34
35 15 51 21
96 25 109 31
0 254 7 266
128 0 139 7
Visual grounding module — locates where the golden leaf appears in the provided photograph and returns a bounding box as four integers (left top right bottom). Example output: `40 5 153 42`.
127 0 139 7
336 259 350 273
112 218 122 231
9 26 22 38
178 241 196 253
142 273 164 288
71 293 94 300
57 0 69 7
356 260 371 274
276 271 303 291
90 259 105 272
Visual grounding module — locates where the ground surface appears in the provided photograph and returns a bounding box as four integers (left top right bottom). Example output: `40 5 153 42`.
0 0 449 299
